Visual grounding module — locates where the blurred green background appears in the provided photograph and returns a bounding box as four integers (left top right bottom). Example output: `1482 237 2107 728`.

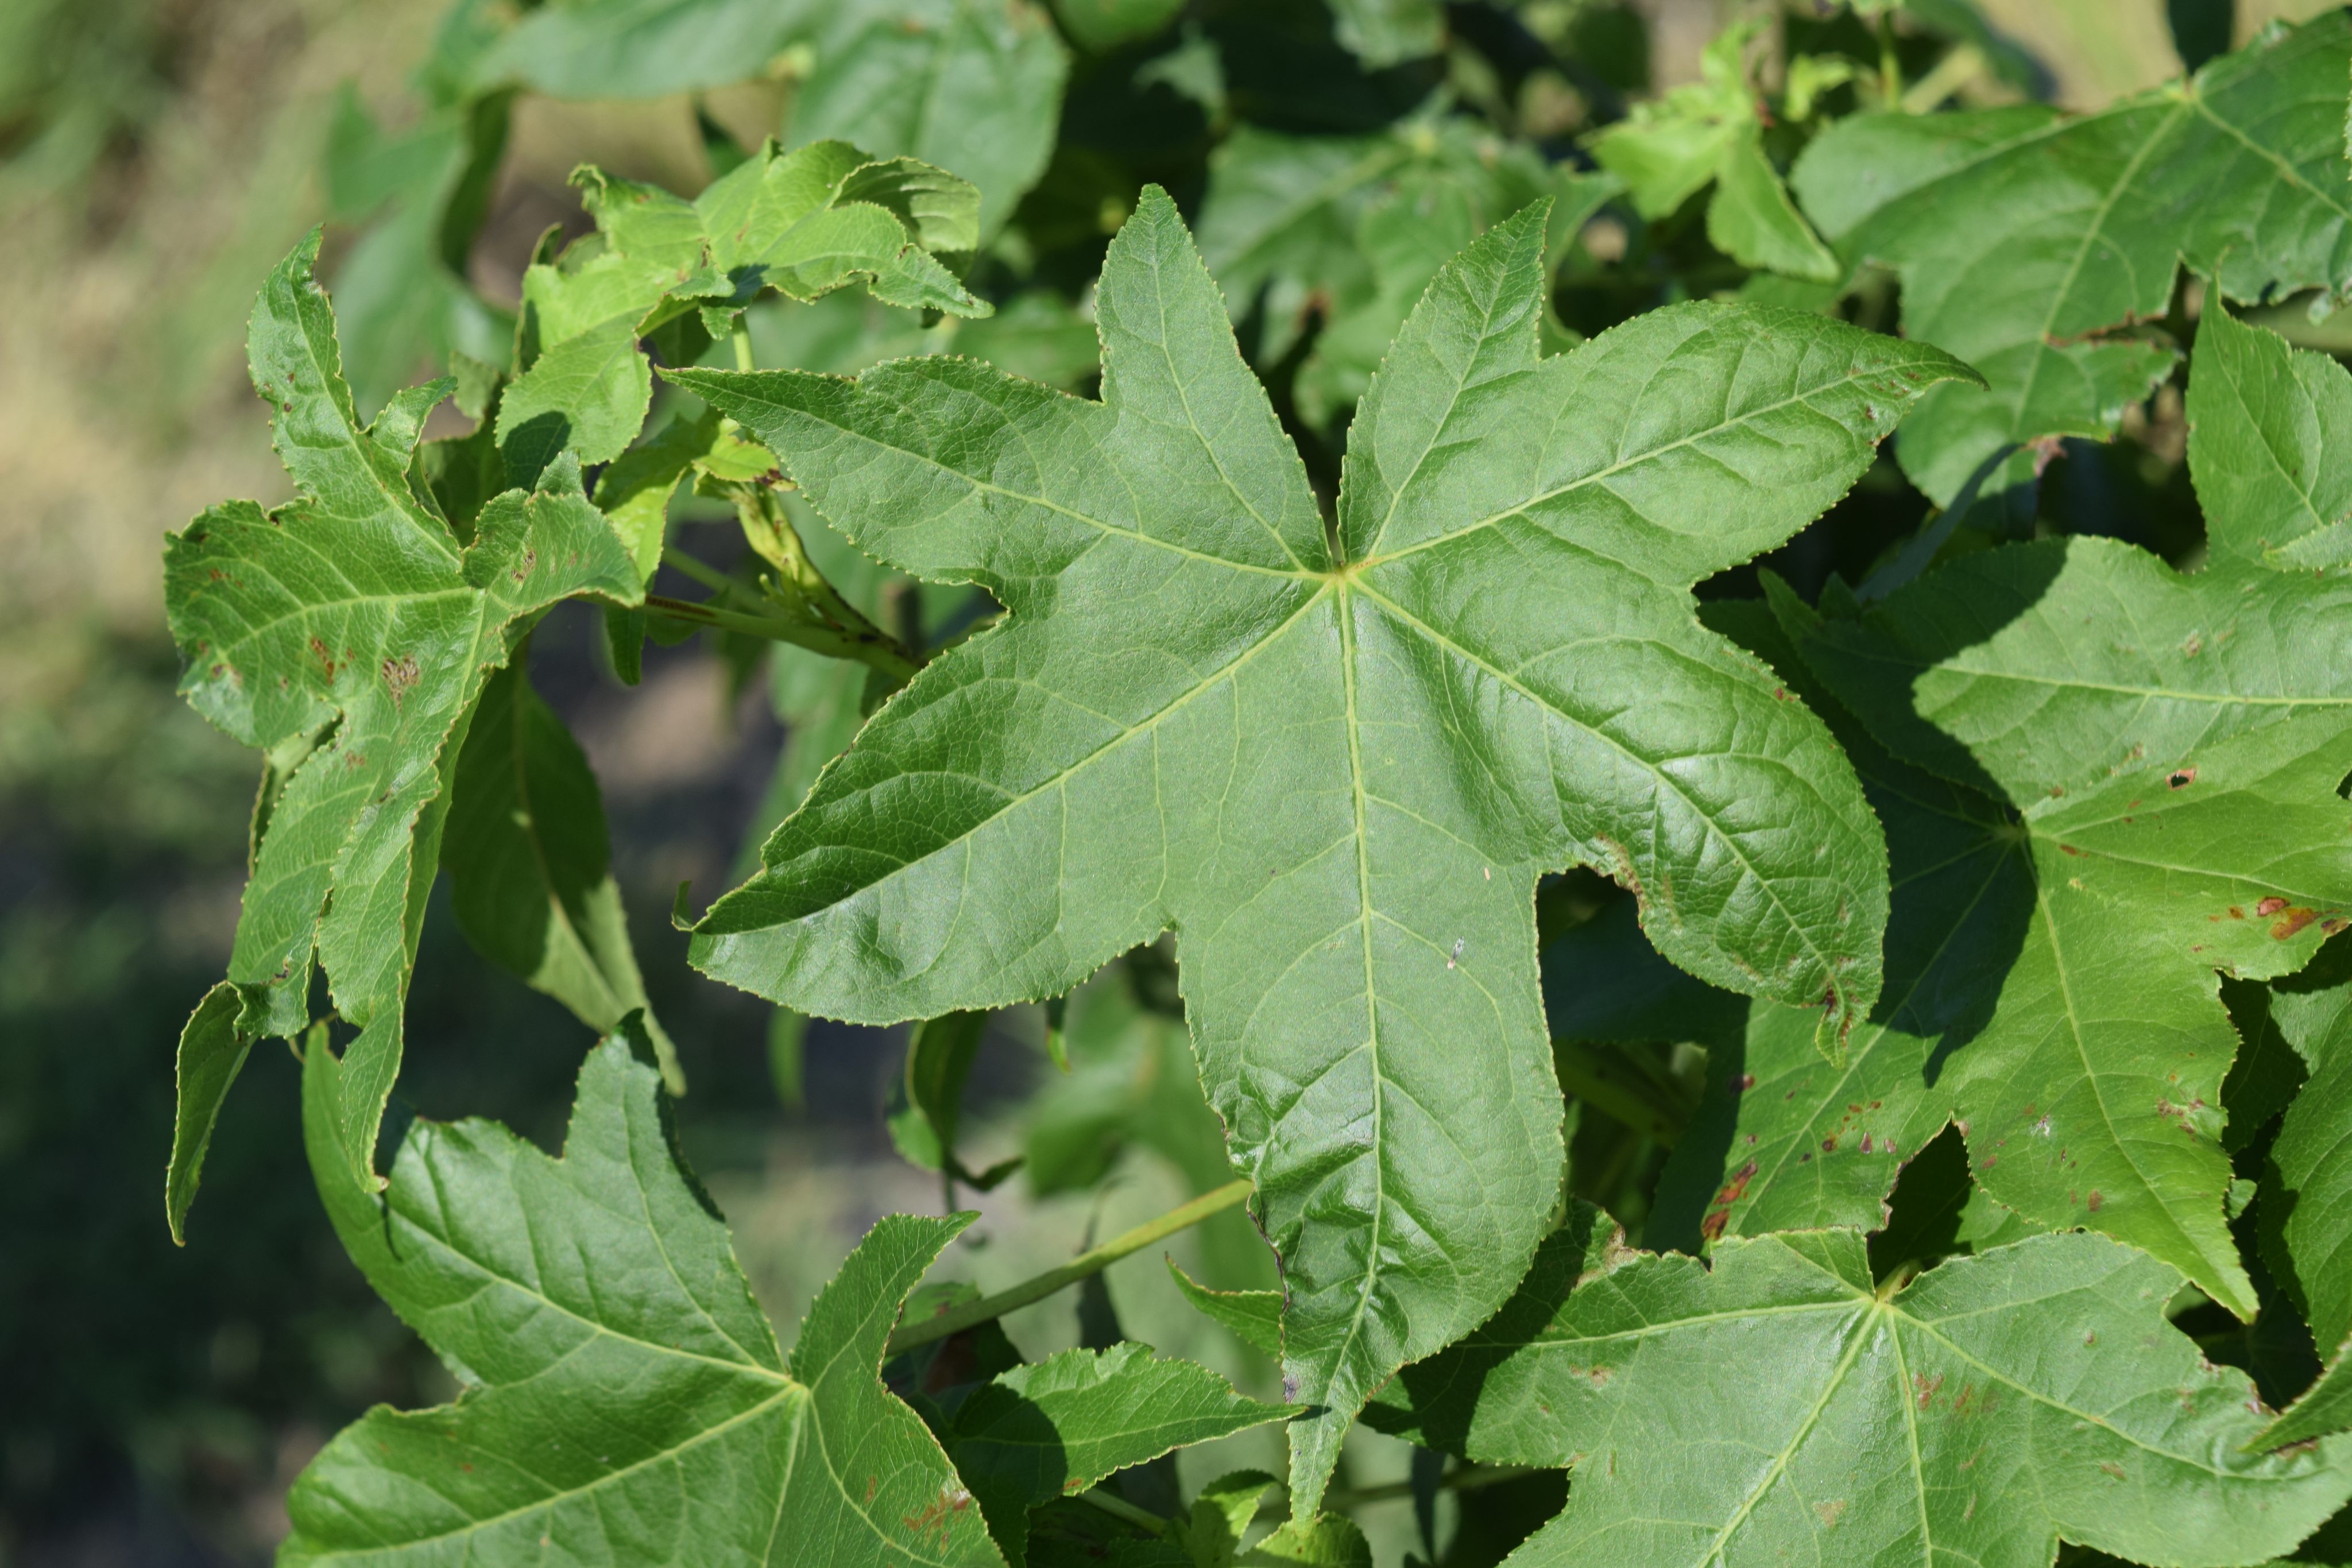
0 0 2331 1562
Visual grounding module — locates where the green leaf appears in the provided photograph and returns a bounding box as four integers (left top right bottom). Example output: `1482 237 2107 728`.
1197 118 1554 363
322 84 513 417
1325 0 1442 67
1166 1260 1283 1359
667 190 1974 1508
1242 1515 1370 1566
1686 551 2352 1314
469 0 820 98
164 982 250 1244
284 1028 1005 1566
1170 1470 1279 1568
2256 935 2352 1443
1371 1203 2352 1566
442 659 678 1085
786 0 1069 240
888 1009 991 1175
502 144 988 482
939 1344 1291 1566
1793 12 2352 505
1294 169 1619 428
1584 18 1838 282
2188 300 2352 575
1707 133 1839 284
1053 0 1185 53
163 232 644 1199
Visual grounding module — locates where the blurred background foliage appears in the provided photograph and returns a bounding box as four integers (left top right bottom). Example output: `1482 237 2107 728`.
0 0 2338 1563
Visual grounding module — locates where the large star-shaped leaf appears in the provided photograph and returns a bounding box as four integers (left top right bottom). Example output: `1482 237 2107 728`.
284 1029 1004 1567
1367 1203 2352 1567
664 188 1974 1505
163 233 643 1221
1792 10 2352 506
1670 536 2352 1318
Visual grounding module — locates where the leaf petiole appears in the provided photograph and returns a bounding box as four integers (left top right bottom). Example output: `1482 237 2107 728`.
1075 1485 1170 1535
884 1178 1254 1356
643 592 921 680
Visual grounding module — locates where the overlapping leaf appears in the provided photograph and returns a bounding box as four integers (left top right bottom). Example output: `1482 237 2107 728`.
1370 1202 2352 1566
1793 11 2352 506
284 1028 1004 1566
162 233 643 1211
1680 539 2352 1317
663 188 1973 1508
500 141 988 484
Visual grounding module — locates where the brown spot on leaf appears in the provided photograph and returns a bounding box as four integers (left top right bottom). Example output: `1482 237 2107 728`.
1815 1499 1847 1528
2257 896 2290 917
2168 768 2196 789
2272 907 2320 940
2087 1190 2103 1212
382 655 421 705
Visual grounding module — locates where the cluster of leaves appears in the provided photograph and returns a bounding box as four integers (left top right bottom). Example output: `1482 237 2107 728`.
158 0 2352 1562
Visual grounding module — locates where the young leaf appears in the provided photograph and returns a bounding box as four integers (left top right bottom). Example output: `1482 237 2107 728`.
442 659 678 1082
938 1344 1291 1566
164 232 644 1200
501 143 989 480
1689 549 2352 1315
284 1028 1003 1566
666 189 1974 1508
1793 11 2352 506
2187 300 2352 575
1588 19 1839 282
1197 118 1554 362
164 982 250 1244
1370 1203 2352 1566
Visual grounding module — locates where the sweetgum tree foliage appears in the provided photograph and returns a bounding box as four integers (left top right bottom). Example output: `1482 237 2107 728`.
153 1 2352 1563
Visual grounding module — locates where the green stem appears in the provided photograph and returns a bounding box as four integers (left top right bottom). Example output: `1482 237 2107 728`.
885 1179 1254 1357
732 313 756 373
1877 13 1901 105
1076 1486 1169 1536
660 547 764 607
643 594 920 682
1900 42 1982 113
